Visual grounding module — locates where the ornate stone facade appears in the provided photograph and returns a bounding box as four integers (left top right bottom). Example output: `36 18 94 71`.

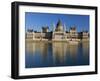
26 20 89 42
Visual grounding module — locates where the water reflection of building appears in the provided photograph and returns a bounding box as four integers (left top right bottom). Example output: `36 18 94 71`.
82 42 89 56
25 42 36 54
52 42 67 63
26 20 89 42
26 41 89 66
68 44 78 63
26 42 49 62
52 42 78 64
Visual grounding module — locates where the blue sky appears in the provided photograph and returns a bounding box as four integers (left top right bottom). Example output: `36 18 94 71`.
25 12 89 32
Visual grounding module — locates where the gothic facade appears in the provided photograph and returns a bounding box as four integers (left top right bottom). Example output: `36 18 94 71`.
26 20 89 42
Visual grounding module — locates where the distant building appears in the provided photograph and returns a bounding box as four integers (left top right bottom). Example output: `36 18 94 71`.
42 26 49 33
69 27 78 41
82 31 89 39
26 29 34 39
26 20 89 42
52 20 66 41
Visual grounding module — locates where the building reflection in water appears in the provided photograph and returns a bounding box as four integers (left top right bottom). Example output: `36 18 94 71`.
68 44 78 65
82 42 89 64
25 41 89 68
52 42 68 65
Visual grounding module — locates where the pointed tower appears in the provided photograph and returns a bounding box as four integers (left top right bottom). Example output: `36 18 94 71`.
52 23 55 32
64 23 66 32
55 20 63 32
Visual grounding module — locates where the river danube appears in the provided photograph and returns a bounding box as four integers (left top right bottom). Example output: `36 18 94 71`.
25 42 89 68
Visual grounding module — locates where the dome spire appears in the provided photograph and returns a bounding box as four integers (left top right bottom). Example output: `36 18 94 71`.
55 19 63 31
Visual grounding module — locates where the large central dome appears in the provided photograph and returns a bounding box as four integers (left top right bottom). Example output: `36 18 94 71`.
55 20 63 32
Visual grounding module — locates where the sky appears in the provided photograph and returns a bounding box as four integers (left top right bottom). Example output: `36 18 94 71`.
25 12 89 32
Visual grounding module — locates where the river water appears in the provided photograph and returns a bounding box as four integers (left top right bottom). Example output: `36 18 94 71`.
25 42 89 68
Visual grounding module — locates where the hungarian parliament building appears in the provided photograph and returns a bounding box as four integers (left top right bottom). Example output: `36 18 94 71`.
26 20 89 42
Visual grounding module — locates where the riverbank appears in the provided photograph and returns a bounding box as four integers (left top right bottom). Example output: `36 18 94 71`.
25 39 89 44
